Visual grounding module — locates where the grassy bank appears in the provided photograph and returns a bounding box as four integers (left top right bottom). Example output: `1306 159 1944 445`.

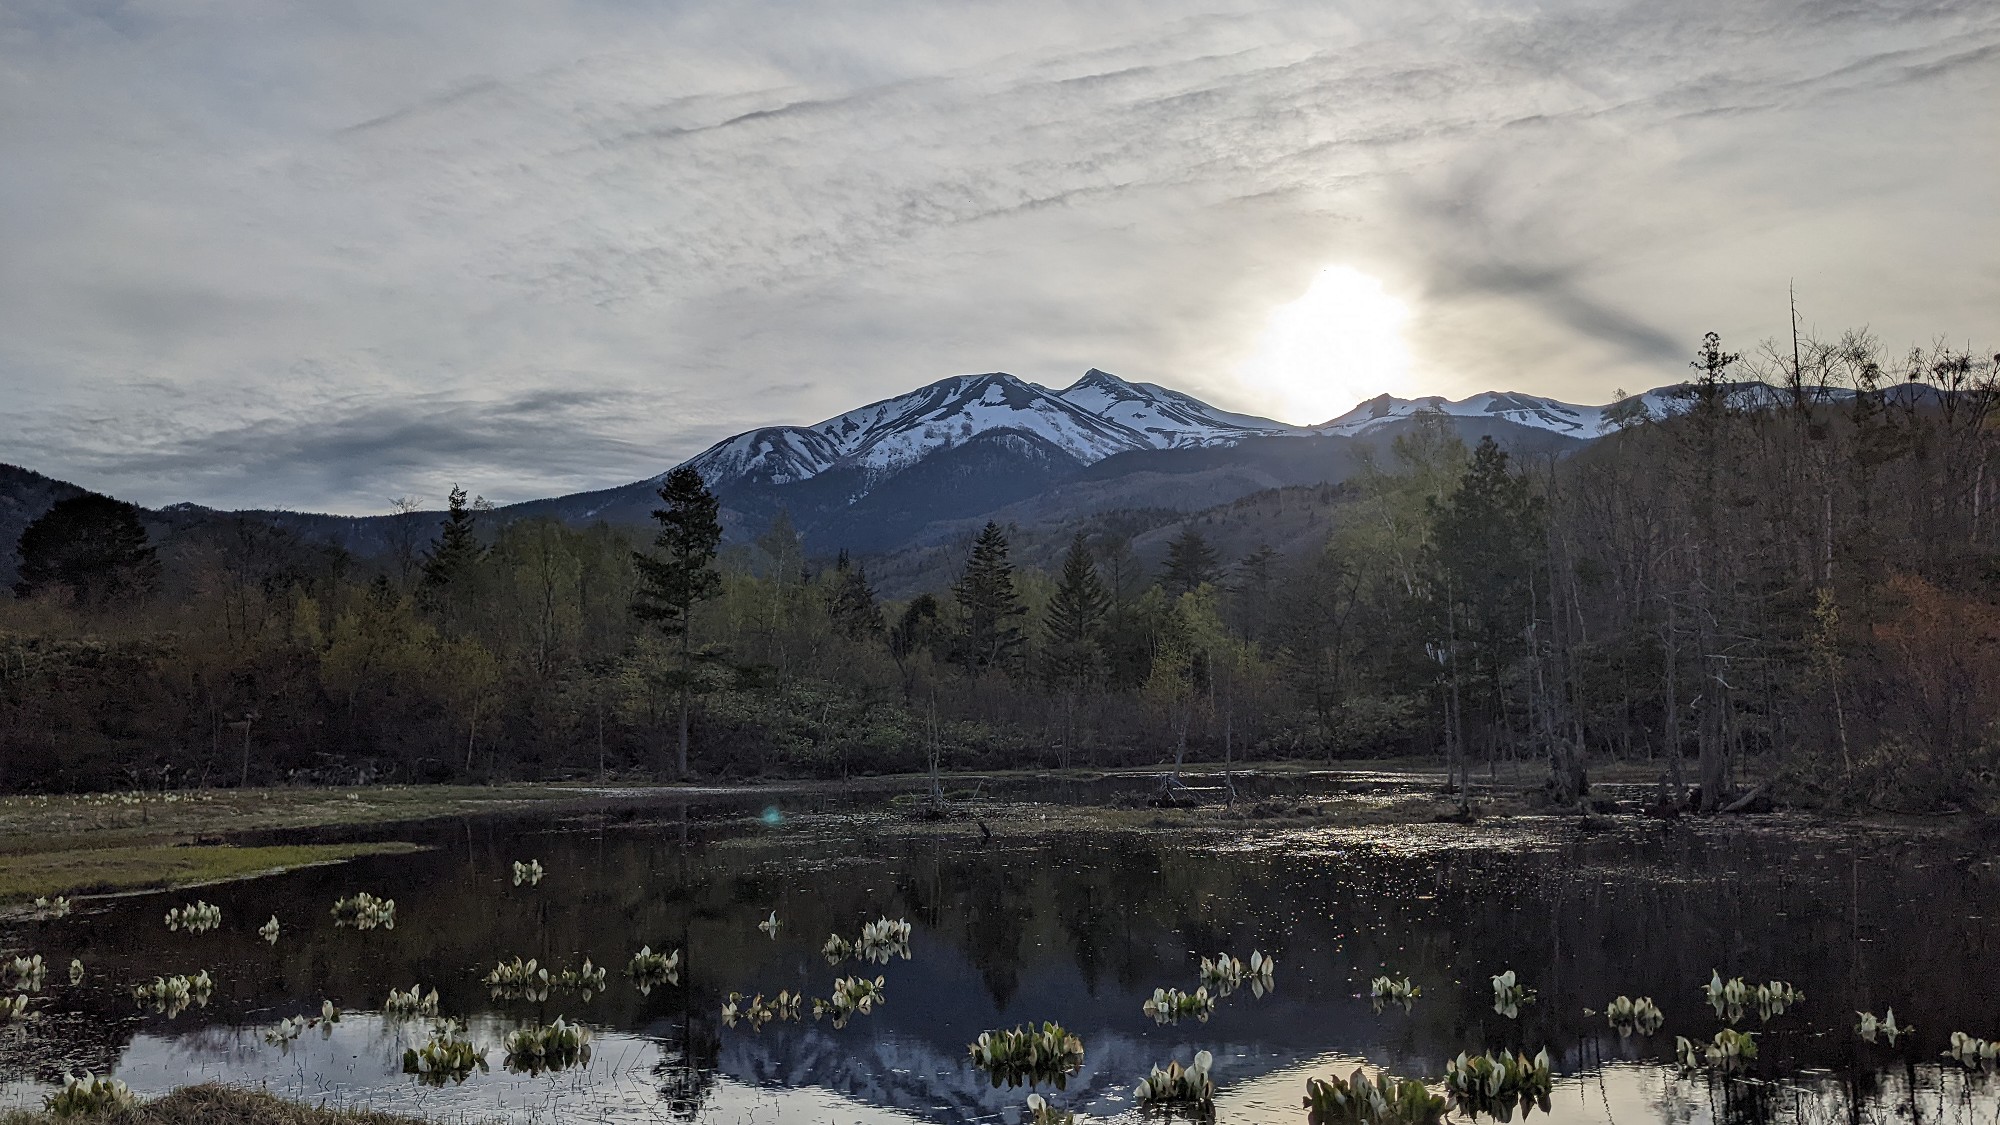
0 841 424 904
0 1085 476 1125
0 784 605 905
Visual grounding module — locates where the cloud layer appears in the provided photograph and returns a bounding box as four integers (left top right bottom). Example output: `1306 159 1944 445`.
2 0 1994 512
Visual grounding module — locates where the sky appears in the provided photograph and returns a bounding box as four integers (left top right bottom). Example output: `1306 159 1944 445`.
2 0 1995 514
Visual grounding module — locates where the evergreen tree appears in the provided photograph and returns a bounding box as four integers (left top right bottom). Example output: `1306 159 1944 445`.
13 492 158 605
1043 533 1108 688
631 466 724 777
1426 436 1545 784
826 550 884 640
418 486 485 626
950 522 1026 674
1162 525 1221 596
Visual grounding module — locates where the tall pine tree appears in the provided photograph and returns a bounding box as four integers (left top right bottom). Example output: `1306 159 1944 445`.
1043 533 1107 690
1162 526 1221 596
418 486 485 629
826 550 884 640
632 466 724 777
950 522 1026 675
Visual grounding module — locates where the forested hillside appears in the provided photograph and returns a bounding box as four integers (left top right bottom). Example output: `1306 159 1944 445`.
2 331 1996 813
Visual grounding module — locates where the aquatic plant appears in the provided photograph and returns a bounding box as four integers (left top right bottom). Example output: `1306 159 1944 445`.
484 957 552 1001
1603 996 1664 1036
1370 975 1421 1012
264 1014 311 1045
1025 1092 1075 1125
1443 1049 1553 1119
821 918 914 965
555 958 608 999
1142 985 1216 1024
503 1016 592 1074
1677 1030 1758 1070
967 1021 1086 1087
44 1072 135 1117
1702 972 1800 1024
330 892 396 930
5 954 46 991
385 985 440 1017
31 896 71 921
131 970 212 1016
68 959 83 986
627 945 681 993
1754 981 1802 1020
1200 950 1277 998
403 1019 488 1085
757 910 782 937
1 992 31 1021
512 859 545 887
811 974 888 1028
1134 1050 1215 1113
721 990 803 1029
1856 1009 1910 1046
1490 970 1534 1018
860 916 912 945
164 900 221 933
1303 1068 1447 1125
1946 1032 1998 1068
259 915 281 945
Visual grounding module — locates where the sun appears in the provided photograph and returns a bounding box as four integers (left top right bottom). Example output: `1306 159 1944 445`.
1235 265 1415 424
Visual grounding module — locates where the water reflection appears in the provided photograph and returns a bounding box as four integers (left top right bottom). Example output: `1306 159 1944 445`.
0 779 1996 1125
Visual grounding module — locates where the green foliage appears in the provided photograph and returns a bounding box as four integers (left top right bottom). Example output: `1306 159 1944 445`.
1303 1069 1445 1125
1443 1049 1552 1120
1162 525 1221 596
632 468 724 639
967 1022 1085 1088
950 522 1026 675
44 1072 135 1117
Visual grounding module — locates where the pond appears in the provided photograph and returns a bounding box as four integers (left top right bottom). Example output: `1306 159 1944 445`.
3 775 1998 1125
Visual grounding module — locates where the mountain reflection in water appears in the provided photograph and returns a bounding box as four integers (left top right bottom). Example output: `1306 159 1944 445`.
1 778 1995 1125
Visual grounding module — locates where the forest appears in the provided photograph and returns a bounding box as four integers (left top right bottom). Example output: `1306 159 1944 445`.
3 330 1997 814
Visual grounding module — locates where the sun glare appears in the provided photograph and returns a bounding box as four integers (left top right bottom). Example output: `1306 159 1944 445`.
1236 265 1415 424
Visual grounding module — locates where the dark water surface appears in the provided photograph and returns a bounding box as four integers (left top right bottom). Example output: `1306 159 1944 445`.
3 776 1998 1125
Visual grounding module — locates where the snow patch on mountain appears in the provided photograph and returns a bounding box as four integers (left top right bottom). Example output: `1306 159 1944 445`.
678 372 1151 491
1053 368 1304 448
1316 387 1700 440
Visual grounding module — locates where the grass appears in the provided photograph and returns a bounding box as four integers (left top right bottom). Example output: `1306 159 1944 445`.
0 785 596 857
0 1085 485 1124
0 842 424 905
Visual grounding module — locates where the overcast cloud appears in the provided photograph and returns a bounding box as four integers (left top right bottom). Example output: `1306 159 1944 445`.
2 0 1994 512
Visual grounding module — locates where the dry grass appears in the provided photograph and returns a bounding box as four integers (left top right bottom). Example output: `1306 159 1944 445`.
0 1084 484 1125
0 842 424 905
0 785 587 856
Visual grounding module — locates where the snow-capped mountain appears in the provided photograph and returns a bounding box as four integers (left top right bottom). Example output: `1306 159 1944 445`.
680 369 1298 494
1052 368 1302 448
681 372 1145 490
1316 387 1692 440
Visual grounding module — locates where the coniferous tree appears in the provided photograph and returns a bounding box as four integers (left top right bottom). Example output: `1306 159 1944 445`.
632 466 724 777
1426 436 1545 786
826 550 884 640
1162 525 1221 596
13 492 159 605
1044 533 1108 689
418 486 485 627
950 522 1026 675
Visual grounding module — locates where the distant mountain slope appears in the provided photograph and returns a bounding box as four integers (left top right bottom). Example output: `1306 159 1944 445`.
8 371 1761 575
